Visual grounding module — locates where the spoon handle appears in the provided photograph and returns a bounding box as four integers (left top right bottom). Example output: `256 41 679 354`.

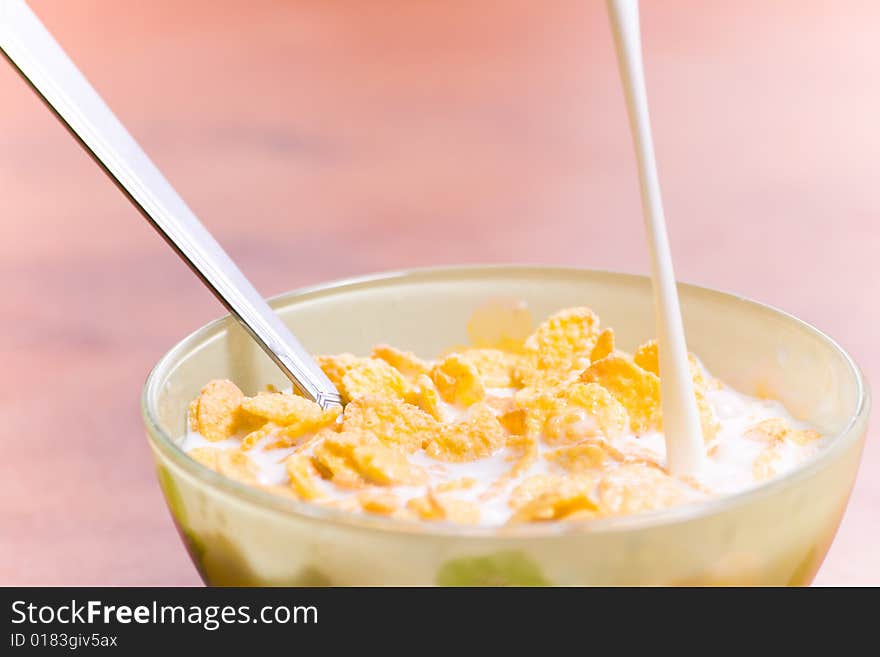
0 0 341 407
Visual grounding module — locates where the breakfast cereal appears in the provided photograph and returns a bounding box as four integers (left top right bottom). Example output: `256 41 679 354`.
181 304 829 526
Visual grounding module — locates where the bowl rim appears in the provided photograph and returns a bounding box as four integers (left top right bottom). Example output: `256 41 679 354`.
142 264 871 539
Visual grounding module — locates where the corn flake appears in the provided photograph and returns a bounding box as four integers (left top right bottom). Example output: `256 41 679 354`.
598 464 687 515
215 449 258 484
546 440 621 473
560 382 629 440
634 339 717 391
371 344 431 380
241 392 339 443
633 340 660 375
514 385 626 445
191 379 244 442
498 407 528 436
350 440 428 486
508 474 600 523
316 353 360 389
745 418 789 443
315 431 427 487
752 447 781 481
523 306 600 373
342 396 437 452
435 477 478 493
285 453 323 500
240 422 280 451
406 491 481 524
424 403 506 462
241 391 332 424
458 348 521 388
410 374 445 421
358 490 400 515
788 427 823 446
543 406 595 445
745 418 821 447
517 394 565 440
187 446 220 470
341 358 411 402
508 474 560 510
590 328 615 362
580 354 661 433
695 388 721 443
431 354 486 406
310 431 366 489
187 399 199 432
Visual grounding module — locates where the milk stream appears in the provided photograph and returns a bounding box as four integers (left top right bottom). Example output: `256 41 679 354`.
606 0 705 475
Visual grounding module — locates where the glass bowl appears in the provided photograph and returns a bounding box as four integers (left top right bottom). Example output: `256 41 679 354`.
142 266 869 585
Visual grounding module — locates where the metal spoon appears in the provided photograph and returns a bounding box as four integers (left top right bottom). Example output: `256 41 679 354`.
0 0 342 408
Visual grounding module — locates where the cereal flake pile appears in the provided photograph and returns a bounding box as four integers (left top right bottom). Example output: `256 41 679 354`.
185 305 822 525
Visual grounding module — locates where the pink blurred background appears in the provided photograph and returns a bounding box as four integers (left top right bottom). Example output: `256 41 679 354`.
1 0 877 585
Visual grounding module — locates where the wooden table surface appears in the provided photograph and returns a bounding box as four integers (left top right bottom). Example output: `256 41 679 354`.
1 0 877 585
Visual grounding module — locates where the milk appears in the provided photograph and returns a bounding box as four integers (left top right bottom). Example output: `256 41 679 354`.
181 380 830 527
606 0 705 475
